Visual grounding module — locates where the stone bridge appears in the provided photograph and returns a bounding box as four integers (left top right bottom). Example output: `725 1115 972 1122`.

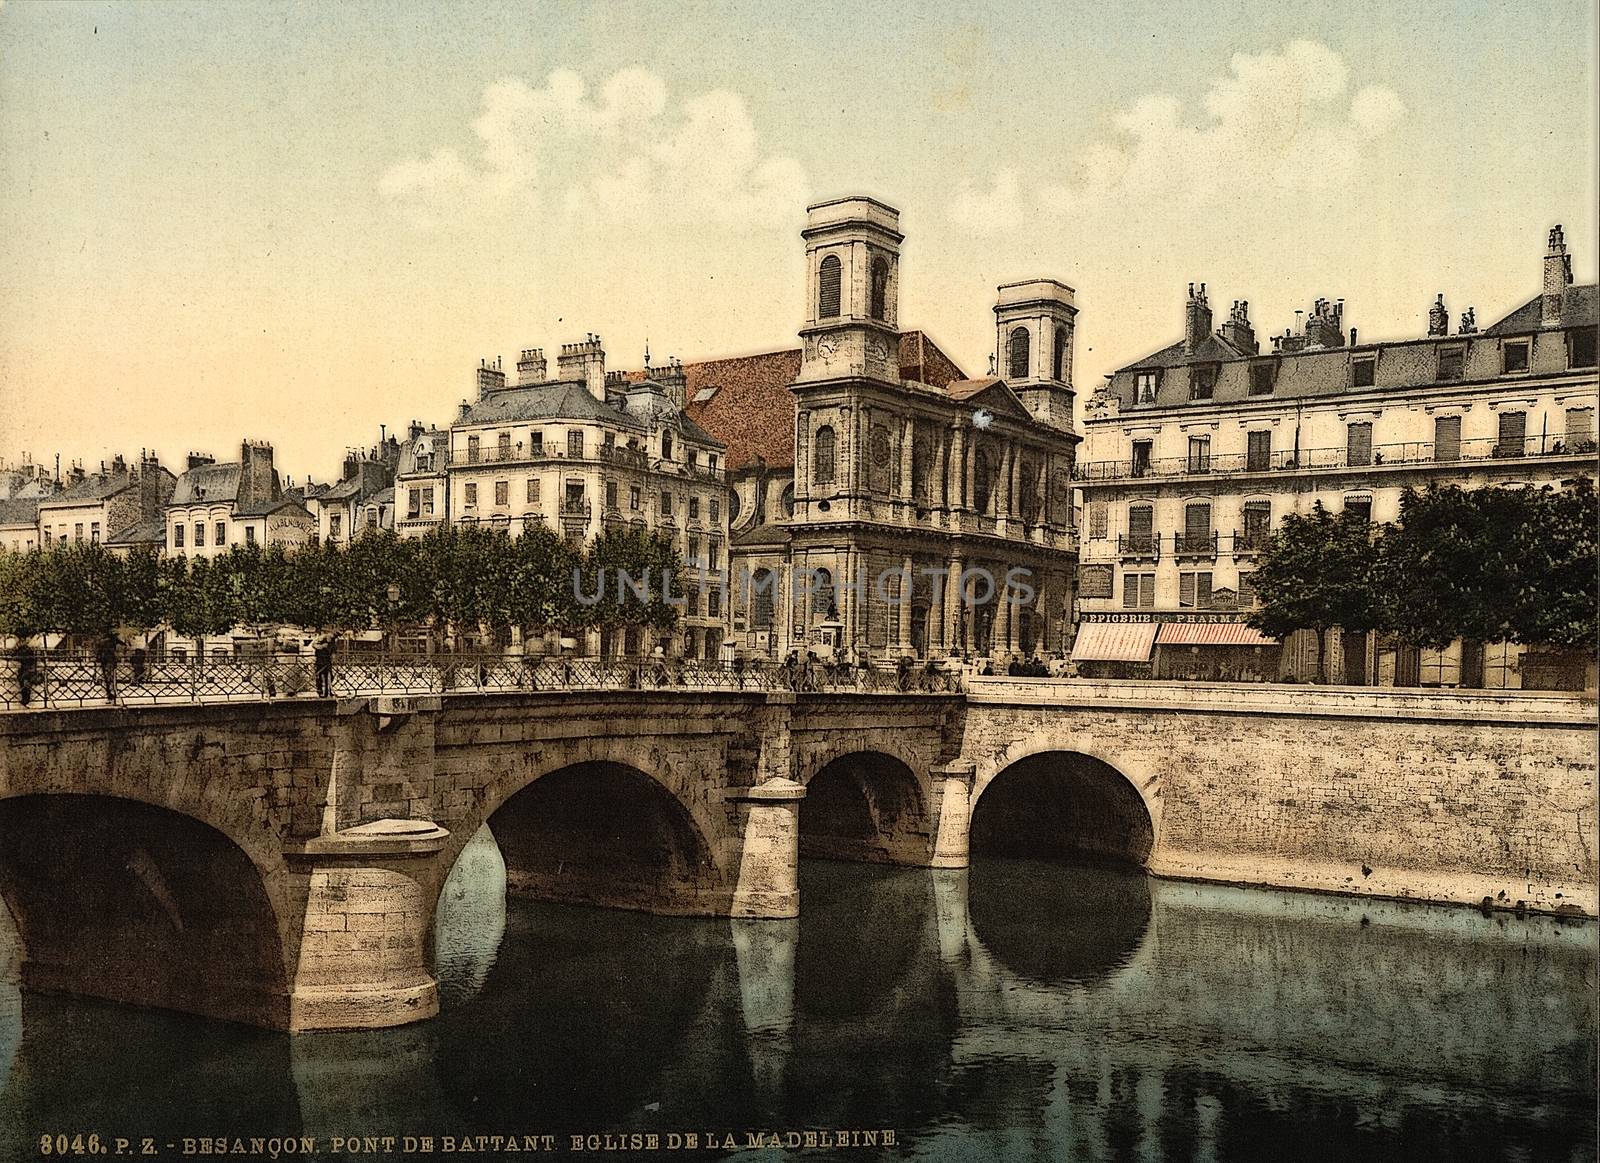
0 679 1591 1031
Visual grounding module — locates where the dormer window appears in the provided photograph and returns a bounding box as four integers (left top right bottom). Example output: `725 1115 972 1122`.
1189 363 1218 401
1436 345 1465 381
1249 360 1276 396
1502 340 1530 374
1135 371 1159 404
1351 356 1376 388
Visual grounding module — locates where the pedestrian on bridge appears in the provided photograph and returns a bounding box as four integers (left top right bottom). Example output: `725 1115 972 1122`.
13 643 39 708
313 636 336 698
96 635 120 703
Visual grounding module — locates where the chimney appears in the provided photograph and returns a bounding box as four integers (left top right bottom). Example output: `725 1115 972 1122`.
458 401 472 420
68 463 86 486
557 334 607 401
651 356 688 409
1428 293 1449 337
343 451 359 481
1349 327 1358 346
238 440 279 510
138 453 166 518
409 420 425 442
111 454 126 475
1184 283 1212 355
187 451 215 471
517 348 548 386
1304 298 1346 348
1220 300 1257 355
1543 224 1573 327
1459 307 1477 335
477 357 506 399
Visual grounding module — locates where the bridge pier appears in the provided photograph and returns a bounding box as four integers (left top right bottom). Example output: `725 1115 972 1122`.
727 778 807 918
282 820 449 1032
929 759 976 869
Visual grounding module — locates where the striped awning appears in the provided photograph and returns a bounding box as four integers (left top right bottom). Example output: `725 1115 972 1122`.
1070 621 1159 663
1155 622 1277 647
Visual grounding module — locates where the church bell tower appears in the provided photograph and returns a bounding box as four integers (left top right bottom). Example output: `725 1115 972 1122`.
797 196 903 384
994 279 1077 431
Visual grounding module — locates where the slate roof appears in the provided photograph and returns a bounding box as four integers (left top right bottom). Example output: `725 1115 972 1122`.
106 516 167 546
1484 285 1599 334
0 498 39 527
458 381 646 429
1113 332 1253 375
234 497 310 519
38 470 136 507
171 463 242 506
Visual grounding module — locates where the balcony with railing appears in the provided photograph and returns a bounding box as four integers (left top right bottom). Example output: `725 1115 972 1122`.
1076 434 1597 484
558 498 592 524
1173 530 1219 559
1117 534 1159 561
1232 526 1273 555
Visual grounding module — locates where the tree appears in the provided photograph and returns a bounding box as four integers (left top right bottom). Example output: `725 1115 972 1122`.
1384 478 1598 652
0 550 47 641
1246 503 1383 682
506 523 581 637
580 527 685 637
162 555 237 659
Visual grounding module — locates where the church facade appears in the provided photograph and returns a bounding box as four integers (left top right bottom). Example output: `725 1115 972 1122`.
699 196 1081 665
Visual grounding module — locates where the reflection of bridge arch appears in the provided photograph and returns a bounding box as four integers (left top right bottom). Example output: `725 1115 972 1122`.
0 793 292 1027
798 751 929 866
972 736 1163 866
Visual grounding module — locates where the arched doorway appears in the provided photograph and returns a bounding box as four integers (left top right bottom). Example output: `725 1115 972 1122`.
0 794 288 1027
970 751 1154 867
800 752 927 865
487 762 721 915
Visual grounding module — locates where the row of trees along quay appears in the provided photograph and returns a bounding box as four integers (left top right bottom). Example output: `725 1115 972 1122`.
1245 478 1598 682
0 525 686 654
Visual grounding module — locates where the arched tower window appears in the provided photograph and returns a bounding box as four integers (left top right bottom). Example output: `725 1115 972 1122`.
812 567 836 617
1054 326 1069 381
813 425 836 485
1009 326 1031 380
869 256 889 321
818 255 842 319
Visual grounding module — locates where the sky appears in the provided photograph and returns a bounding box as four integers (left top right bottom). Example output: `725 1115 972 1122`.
1 0 1595 482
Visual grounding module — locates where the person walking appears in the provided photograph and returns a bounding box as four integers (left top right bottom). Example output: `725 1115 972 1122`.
313 635 336 698
14 643 38 708
96 635 120 703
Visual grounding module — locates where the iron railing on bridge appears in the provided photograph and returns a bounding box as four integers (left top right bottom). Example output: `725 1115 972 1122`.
0 652 961 710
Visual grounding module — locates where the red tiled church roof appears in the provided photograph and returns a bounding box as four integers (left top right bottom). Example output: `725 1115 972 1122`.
630 331 966 471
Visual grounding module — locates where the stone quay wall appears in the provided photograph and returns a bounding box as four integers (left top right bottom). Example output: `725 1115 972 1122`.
959 678 1598 917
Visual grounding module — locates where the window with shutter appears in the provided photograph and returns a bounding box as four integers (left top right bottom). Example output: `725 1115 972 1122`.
1127 504 1153 552
1009 327 1030 379
1347 422 1373 467
1237 571 1256 607
1183 503 1212 552
1241 500 1271 549
494 480 508 506
1496 411 1527 457
1566 407 1595 446
567 430 584 459
1433 415 1461 461
1187 437 1211 473
818 255 842 318
1247 429 1271 471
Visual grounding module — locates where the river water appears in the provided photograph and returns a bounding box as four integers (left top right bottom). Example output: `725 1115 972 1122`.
0 829 1593 1162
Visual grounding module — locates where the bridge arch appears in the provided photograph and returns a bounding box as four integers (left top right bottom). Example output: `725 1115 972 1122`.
971 736 1162 867
451 738 726 916
798 749 930 866
0 792 294 1027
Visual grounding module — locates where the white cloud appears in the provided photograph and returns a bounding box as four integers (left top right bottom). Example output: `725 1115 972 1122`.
950 39 1404 235
382 68 807 233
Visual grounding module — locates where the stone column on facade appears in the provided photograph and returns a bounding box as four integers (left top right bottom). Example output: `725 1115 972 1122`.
898 554 914 651
934 427 950 515
996 441 1014 531
929 758 976 869
900 417 915 507
944 556 964 654
955 426 971 513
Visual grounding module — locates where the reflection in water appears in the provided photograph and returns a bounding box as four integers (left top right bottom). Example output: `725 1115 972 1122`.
0 829 1592 1162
